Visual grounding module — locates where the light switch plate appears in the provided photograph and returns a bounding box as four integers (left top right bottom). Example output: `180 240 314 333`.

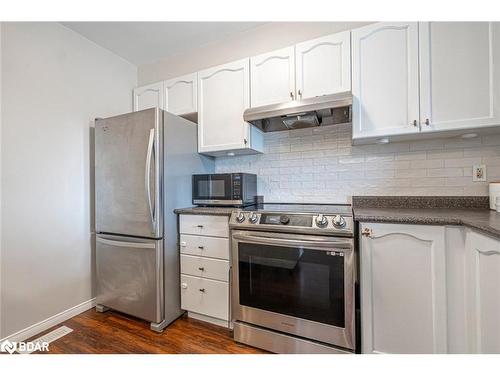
473 164 487 182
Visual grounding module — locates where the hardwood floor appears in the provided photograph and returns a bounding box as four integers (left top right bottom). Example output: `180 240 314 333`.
30 308 267 354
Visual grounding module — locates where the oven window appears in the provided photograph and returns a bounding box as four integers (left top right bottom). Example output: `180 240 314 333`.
238 242 345 327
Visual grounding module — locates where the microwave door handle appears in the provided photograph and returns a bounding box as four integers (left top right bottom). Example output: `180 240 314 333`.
232 233 353 251
145 128 155 233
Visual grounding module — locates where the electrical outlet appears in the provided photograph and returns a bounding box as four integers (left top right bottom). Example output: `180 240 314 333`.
473 164 487 182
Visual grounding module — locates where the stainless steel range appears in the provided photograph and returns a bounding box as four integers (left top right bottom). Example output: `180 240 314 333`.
230 204 356 354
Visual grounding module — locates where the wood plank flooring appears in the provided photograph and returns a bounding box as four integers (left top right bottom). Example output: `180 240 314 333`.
29 308 267 354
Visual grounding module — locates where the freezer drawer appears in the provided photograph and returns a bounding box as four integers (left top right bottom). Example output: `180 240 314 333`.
96 235 163 323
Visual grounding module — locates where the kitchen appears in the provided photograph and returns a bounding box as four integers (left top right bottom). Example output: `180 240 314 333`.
1 3 500 370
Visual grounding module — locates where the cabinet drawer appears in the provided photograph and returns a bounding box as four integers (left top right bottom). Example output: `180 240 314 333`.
181 274 229 321
180 234 229 260
180 214 229 238
181 254 229 282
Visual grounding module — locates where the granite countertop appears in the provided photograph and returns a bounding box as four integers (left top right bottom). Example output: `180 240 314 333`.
174 206 236 216
352 196 500 240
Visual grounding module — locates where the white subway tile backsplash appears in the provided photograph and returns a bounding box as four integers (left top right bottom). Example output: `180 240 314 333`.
215 123 498 203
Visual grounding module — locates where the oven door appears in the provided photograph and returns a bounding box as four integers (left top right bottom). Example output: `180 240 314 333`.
192 174 235 205
231 230 355 350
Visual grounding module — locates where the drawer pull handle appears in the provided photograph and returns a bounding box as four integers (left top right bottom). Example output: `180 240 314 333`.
199 288 205 293
198 267 205 271
198 246 204 250
196 225 204 228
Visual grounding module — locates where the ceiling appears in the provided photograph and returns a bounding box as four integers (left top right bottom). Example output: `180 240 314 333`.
62 22 267 66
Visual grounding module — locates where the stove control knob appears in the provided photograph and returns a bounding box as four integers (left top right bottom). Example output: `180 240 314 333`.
315 214 328 228
280 215 290 225
249 212 259 224
236 212 246 223
332 215 346 228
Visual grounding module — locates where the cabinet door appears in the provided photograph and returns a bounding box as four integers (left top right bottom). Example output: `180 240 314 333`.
419 22 500 132
352 23 420 140
465 230 500 353
133 82 164 111
250 46 295 107
198 59 250 154
295 31 351 99
360 223 447 353
164 72 198 115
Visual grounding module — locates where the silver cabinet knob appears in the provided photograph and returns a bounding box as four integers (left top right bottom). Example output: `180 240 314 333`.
425 118 430 126
412 120 418 127
332 215 346 228
315 214 328 228
249 212 258 224
236 212 245 223
198 267 205 271
290 91 294 100
298 89 303 98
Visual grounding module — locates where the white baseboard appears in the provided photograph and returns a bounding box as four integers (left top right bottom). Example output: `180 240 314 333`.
0 298 96 343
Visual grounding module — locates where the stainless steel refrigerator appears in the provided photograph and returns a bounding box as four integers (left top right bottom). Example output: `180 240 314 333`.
94 108 214 331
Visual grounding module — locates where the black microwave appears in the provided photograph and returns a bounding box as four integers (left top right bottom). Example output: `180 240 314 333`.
192 173 257 207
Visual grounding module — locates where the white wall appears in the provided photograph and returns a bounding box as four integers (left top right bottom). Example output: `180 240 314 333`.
0 22 137 339
216 123 500 203
138 22 372 85
0 22 3 339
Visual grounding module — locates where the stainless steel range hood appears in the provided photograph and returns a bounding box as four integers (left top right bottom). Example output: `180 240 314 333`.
243 91 352 132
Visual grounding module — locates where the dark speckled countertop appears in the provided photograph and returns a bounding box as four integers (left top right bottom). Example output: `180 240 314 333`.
174 206 235 216
352 196 500 240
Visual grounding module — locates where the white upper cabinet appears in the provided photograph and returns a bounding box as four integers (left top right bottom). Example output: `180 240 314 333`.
133 82 165 111
352 22 420 140
164 72 198 116
295 31 351 99
465 230 500 354
419 22 500 132
198 59 263 156
250 46 296 107
360 223 447 354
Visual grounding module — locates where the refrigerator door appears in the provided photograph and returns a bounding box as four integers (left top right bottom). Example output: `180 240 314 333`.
95 108 162 238
96 234 164 323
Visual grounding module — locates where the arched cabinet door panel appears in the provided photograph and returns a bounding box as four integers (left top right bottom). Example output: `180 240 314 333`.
164 72 198 116
465 230 500 354
197 59 263 156
419 22 500 132
360 223 447 354
134 82 164 112
352 22 420 140
250 46 295 107
295 31 351 99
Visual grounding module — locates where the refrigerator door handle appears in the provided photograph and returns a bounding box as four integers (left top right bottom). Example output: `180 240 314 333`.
145 128 155 233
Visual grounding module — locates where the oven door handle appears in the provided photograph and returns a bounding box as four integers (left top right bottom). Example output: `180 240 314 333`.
232 233 353 251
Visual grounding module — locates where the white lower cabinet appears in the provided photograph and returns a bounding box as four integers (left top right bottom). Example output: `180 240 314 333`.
360 222 500 354
179 214 230 327
180 275 229 321
465 230 500 353
360 223 447 354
